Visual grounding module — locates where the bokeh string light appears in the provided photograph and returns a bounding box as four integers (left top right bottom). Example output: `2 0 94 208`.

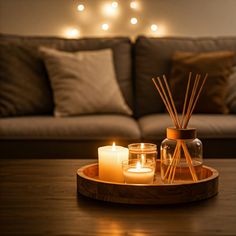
69 1 162 37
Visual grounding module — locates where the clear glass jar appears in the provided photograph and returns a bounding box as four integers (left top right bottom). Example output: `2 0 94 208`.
128 143 157 164
160 127 202 184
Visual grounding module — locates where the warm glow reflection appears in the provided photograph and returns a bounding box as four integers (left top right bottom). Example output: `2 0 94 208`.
141 154 146 166
136 161 141 170
111 2 118 8
77 4 85 12
151 24 158 32
101 23 109 31
151 23 167 36
130 17 138 25
103 2 119 16
65 28 80 38
130 1 138 9
141 143 144 149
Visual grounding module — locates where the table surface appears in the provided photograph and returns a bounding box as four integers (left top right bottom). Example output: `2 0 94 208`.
0 158 235 236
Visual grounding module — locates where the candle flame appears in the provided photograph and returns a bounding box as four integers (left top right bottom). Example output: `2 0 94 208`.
141 143 144 149
136 161 141 170
112 142 116 151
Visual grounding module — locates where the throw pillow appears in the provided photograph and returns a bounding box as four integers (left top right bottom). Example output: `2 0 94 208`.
0 42 53 117
226 66 236 113
39 47 132 116
170 51 235 114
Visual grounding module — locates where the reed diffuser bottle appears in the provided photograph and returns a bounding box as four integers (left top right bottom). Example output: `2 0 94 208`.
152 72 208 184
161 128 203 183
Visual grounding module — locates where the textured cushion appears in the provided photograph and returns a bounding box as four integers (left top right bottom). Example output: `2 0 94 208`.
40 47 132 116
135 36 236 117
0 42 53 117
170 51 235 114
0 34 133 109
0 115 140 140
226 66 236 113
139 113 236 140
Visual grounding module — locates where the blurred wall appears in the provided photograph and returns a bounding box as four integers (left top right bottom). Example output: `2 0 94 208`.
1 0 236 38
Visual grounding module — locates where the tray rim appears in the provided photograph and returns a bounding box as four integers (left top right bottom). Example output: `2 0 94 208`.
77 162 219 186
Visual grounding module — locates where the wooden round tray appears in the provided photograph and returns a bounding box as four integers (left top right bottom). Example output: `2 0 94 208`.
77 162 219 205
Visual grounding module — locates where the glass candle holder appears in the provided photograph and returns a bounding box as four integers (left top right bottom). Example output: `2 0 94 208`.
128 143 157 165
122 159 155 184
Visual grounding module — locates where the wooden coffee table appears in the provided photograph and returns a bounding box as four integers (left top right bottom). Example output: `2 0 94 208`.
0 158 235 236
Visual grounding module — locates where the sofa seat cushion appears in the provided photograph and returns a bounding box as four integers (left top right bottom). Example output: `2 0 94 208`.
0 115 140 140
139 114 236 140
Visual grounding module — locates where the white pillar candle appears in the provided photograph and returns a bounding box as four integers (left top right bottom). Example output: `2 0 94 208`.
98 143 129 183
123 161 154 184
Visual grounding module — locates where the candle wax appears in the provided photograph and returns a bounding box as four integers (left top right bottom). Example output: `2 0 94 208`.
124 166 154 184
98 145 129 182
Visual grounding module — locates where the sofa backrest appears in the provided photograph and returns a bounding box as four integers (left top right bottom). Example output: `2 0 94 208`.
134 36 236 117
0 34 134 110
2 34 236 117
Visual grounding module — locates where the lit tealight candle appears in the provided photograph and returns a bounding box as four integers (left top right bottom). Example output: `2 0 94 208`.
123 161 155 184
98 142 129 182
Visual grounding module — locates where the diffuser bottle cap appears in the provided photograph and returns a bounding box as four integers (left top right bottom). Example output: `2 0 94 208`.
167 127 196 140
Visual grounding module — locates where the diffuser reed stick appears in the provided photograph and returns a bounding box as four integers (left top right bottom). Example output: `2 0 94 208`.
152 73 208 183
